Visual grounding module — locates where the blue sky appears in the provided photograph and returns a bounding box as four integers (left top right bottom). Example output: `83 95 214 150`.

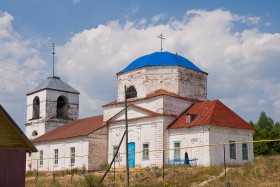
1 0 280 129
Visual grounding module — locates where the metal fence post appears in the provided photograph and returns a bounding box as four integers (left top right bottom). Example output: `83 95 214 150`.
223 143 226 176
36 159 38 186
163 150 165 181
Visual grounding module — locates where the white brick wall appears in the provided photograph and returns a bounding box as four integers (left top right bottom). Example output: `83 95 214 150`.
108 116 169 168
117 66 207 102
25 89 79 140
27 137 89 171
169 126 254 166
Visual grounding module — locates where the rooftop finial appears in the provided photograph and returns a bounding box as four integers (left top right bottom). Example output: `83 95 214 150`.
157 34 166 52
52 42 55 77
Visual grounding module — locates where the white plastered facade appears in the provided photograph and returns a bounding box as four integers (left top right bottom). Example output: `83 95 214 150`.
169 126 254 166
27 137 89 171
105 66 208 168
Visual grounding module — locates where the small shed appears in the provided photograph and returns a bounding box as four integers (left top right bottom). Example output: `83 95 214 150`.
0 104 37 187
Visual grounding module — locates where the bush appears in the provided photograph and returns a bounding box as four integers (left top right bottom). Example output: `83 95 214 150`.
100 162 109 171
84 174 100 187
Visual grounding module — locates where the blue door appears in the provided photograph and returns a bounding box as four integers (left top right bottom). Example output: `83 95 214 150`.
128 142 135 168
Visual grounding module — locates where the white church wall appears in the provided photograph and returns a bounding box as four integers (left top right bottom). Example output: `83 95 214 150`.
26 90 47 120
27 137 89 171
117 67 181 102
117 66 207 102
108 116 166 168
103 95 191 123
178 66 208 101
117 68 147 102
103 104 124 122
145 66 180 98
163 96 193 116
26 90 48 139
103 97 164 121
25 89 79 139
209 126 254 166
45 90 79 121
169 126 210 166
25 121 46 140
113 107 151 121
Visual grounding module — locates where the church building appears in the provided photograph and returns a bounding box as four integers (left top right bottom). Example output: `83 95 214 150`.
26 51 254 171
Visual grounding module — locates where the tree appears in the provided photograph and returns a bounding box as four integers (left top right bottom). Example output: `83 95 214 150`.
253 111 280 155
256 111 274 130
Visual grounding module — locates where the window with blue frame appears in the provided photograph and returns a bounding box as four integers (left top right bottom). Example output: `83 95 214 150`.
242 143 248 160
229 140 236 159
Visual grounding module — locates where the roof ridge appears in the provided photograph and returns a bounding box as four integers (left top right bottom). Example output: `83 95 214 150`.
207 100 219 124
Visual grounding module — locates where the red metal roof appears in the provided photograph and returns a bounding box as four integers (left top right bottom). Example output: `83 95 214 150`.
32 115 105 143
169 100 255 130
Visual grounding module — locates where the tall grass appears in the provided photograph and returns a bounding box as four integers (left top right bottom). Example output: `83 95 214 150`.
208 155 280 187
26 156 280 187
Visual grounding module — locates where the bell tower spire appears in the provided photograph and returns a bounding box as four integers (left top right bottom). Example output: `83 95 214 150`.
52 42 55 77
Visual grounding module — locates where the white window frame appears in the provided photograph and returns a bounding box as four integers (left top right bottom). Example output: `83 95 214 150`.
39 150 43 166
142 142 149 161
113 145 121 162
70 147 75 165
229 140 236 159
54 149 58 165
242 143 248 160
174 141 181 160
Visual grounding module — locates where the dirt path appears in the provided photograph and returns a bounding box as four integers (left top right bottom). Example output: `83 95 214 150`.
192 168 230 187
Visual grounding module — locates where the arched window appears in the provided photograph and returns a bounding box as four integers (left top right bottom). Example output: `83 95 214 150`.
32 130 38 136
126 86 137 99
57 96 68 118
33 96 40 119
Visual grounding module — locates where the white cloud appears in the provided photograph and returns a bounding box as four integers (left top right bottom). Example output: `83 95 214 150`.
2 9 280 128
151 13 168 24
71 0 80 4
0 12 47 127
130 4 139 14
57 9 280 123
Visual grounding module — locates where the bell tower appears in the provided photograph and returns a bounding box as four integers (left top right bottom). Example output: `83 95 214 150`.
25 76 80 140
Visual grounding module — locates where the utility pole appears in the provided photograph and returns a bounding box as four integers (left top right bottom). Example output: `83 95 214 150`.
125 85 130 186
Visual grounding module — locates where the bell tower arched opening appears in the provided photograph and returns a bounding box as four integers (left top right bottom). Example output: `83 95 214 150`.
33 96 40 119
57 96 69 118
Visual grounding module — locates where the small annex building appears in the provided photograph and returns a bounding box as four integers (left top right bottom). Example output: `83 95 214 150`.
0 104 37 187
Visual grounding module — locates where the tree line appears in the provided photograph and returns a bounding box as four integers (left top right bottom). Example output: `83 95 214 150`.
250 111 280 155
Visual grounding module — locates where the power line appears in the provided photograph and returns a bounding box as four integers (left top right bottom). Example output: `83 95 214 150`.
0 76 36 88
0 64 117 92
0 86 26 95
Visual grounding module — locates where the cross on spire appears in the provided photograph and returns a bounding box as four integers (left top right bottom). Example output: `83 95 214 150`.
52 42 55 77
157 34 166 52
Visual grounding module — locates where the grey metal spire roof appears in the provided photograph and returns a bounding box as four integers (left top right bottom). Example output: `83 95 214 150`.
27 76 79 95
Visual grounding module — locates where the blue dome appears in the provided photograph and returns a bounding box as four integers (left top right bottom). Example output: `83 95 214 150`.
118 51 206 74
